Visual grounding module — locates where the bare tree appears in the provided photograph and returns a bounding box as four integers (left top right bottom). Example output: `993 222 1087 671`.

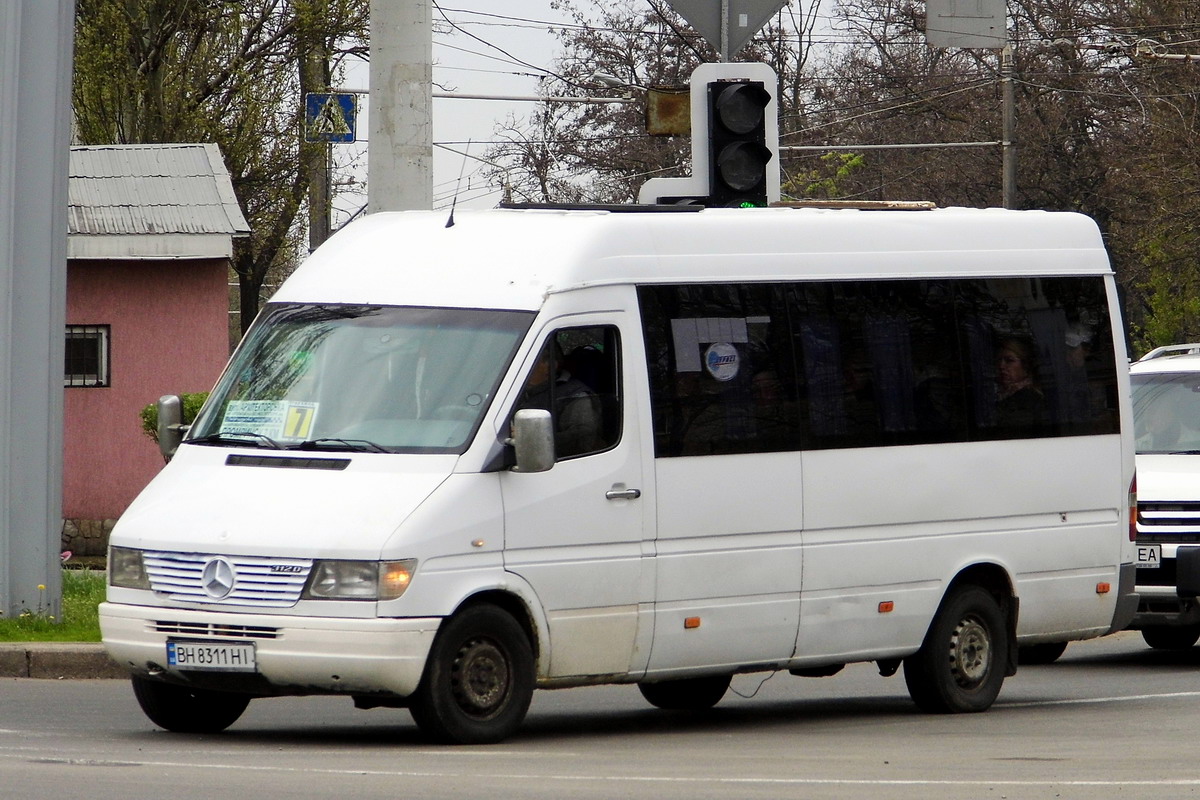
481 0 820 204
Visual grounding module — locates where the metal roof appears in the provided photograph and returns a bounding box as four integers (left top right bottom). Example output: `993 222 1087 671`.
68 143 251 260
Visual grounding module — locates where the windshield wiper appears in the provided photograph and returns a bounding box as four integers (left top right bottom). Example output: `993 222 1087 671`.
189 431 283 450
298 437 390 453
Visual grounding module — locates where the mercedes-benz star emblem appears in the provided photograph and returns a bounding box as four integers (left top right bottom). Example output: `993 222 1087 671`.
201 557 236 600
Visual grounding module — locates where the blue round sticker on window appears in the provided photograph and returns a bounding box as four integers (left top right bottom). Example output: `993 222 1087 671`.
704 342 740 382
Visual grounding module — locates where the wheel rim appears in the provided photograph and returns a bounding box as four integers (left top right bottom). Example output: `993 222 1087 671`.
450 636 511 718
949 614 991 688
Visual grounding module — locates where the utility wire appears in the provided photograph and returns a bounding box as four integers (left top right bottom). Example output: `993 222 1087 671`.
432 0 591 90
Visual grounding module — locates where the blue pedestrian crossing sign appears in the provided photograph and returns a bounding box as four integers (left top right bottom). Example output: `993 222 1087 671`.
305 93 357 143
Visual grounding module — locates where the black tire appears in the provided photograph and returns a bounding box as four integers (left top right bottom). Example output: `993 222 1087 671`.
904 585 1008 713
1141 625 1200 651
638 674 731 711
130 675 251 733
408 604 535 745
1019 640 1069 665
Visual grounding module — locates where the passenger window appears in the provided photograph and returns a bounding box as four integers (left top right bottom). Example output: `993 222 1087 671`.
514 326 621 459
639 276 1120 458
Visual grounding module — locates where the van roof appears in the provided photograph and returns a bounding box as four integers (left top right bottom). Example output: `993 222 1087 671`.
272 206 1112 311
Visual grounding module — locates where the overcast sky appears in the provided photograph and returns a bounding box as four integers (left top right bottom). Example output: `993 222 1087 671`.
429 1 577 209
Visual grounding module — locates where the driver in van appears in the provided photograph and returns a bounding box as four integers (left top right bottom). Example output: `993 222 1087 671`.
516 340 602 458
1137 390 1183 452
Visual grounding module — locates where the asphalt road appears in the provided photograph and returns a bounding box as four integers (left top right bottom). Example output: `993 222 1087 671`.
3 630 1200 800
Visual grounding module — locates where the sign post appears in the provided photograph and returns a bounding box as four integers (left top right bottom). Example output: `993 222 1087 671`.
923 0 1012 207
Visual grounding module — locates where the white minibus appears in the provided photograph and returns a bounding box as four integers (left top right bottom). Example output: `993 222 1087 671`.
101 204 1137 744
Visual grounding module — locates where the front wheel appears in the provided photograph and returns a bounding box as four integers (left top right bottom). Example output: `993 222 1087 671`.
131 676 251 733
1141 625 1200 651
638 674 731 710
408 604 535 745
904 585 1008 713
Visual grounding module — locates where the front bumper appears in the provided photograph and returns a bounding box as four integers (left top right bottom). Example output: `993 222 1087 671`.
100 602 440 698
1130 546 1200 629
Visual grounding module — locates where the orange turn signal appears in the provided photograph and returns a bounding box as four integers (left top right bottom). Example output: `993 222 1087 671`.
878 601 894 613
1096 582 1111 594
684 617 701 629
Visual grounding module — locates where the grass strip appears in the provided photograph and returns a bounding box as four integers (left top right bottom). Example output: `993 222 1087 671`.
0 569 104 642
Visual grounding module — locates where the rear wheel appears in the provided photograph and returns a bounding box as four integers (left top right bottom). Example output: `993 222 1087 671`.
1141 625 1200 651
408 604 534 744
131 676 251 733
1018 641 1068 665
904 585 1008 713
638 674 731 710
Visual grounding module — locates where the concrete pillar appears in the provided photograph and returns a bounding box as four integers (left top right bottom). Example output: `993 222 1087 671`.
368 0 433 212
0 1 75 616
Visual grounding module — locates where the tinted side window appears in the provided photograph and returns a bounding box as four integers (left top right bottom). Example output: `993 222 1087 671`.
639 276 1119 458
791 280 967 449
638 284 801 456
958 277 1120 441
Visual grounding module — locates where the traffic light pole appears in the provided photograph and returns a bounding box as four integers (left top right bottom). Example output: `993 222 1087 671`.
719 0 730 61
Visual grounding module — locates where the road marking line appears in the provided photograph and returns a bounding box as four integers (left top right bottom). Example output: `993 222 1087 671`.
7 755 1200 787
1001 689 1200 708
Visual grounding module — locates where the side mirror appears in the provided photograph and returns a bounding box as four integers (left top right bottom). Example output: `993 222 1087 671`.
511 409 555 473
156 395 188 461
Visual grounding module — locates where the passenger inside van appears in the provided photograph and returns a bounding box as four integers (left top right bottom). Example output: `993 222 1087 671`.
516 340 603 458
995 336 1048 431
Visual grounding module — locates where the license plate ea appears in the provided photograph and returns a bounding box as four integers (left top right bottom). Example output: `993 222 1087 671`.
167 640 257 672
1136 544 1162 569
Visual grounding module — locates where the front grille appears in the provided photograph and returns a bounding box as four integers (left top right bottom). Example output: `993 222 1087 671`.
144 552 312 607
1139 502 1200 530
152 620 280 639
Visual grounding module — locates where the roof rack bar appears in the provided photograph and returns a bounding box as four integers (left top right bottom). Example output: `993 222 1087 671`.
771 200 937 211
499 202 702 213
1139 344 1200 361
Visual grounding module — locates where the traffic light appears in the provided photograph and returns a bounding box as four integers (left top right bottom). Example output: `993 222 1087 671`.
635 63 779 207
706 80 773 208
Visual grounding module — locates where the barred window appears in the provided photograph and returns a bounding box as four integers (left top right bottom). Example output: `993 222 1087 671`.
64 325 110 387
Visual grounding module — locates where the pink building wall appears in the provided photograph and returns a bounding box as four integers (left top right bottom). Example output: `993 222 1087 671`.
64 258 231 522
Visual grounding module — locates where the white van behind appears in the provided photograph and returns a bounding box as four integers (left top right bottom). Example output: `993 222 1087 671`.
101 205 1137 744
1127 345 1200 648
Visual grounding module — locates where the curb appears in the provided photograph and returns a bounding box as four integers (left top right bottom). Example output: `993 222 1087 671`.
0 643 126 680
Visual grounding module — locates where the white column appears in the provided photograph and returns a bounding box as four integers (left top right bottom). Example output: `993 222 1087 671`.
369 0 433 212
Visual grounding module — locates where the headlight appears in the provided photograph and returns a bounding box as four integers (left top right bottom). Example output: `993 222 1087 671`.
108 546 150 590
303 559 416 601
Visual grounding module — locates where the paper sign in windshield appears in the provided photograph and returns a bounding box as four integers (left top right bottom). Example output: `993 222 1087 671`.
223 400 319 441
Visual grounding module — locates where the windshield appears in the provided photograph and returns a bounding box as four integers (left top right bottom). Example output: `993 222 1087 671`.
190 304 533 453
1132 373 1200 454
